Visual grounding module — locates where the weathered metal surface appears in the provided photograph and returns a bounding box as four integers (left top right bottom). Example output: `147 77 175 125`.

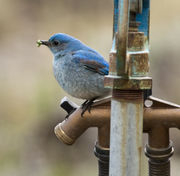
115 0 130 76
113 0 142 37
128 32 145 51
109 90 143 176
112 89 143 100
104 75 152 90
109 32 147 75
108 51 117 75
104 8 152 90
128 51 149 76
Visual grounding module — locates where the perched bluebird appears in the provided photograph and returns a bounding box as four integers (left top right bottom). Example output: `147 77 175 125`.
37 33 110 114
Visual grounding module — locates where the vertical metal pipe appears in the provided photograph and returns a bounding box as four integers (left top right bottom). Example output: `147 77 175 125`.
109 1 144 176
113 0 130 76
109 90 143 176
117 0 130 76
145 127 174 176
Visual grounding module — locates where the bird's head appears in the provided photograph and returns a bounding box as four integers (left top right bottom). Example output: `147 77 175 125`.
37 33 83 56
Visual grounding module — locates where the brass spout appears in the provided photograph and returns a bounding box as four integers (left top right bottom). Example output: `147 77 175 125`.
54 98 110 148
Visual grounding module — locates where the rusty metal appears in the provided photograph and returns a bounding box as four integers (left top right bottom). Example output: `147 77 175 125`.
104 0 152 90
115 0 130 76
112 89 143 100
128 51 149 76
104 41 152 90
113 0 142 38
105 0 151 175
106 0 148 175
104 27 152 90
128 32 145 51
105 30 152 90
105 74 152 90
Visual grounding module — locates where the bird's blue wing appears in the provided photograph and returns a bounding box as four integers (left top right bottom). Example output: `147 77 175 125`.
72 50 109 75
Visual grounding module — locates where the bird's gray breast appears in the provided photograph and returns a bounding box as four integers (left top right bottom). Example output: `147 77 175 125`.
53 54 109 99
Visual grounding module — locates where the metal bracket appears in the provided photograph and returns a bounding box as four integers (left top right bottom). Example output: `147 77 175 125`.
147 96 180 108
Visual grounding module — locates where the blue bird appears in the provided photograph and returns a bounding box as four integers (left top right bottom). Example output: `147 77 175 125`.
38 33 110 114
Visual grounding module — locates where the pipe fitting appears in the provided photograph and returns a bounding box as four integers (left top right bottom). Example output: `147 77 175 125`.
145 141 174 176
94 143 110 176
54 98 110 147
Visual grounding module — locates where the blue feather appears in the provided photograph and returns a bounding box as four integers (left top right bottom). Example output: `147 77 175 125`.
72 50 109 75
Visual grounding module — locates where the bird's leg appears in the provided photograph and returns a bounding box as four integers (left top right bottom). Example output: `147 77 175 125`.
81 100 89 107
81 98 96 117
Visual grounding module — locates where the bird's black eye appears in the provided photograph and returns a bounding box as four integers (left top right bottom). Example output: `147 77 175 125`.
53 40 59 46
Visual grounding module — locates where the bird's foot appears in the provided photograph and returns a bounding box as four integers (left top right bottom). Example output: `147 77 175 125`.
81 100 89 107
81 98 96 117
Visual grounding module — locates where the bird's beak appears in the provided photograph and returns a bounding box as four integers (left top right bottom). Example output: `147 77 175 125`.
36 40 50 47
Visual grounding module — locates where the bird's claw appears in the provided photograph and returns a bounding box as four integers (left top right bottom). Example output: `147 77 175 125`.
81 99 95 117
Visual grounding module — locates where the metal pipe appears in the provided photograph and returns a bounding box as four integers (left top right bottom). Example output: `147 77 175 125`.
108 0 146 175
144 108 180 129
55 97 180 146
145 130 174 176
110 90 143 176
115 0 130 76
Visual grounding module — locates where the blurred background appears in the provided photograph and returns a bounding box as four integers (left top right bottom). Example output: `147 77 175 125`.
0 0 180 175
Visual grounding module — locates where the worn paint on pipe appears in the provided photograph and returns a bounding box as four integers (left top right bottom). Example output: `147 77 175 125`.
116 0 130 76
109 95 143 176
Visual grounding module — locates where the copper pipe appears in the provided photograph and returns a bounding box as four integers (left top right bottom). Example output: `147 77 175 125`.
148 126 169 149
144 108 180 129
55 101 180 147
98 124 110 149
